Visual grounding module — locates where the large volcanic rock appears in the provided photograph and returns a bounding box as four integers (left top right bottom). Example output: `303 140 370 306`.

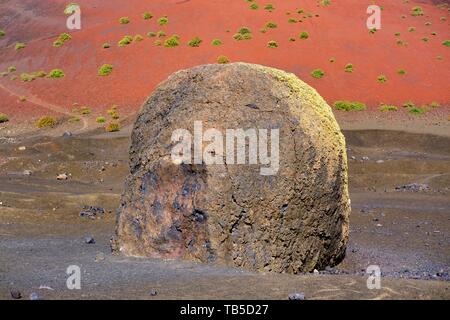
116 63 350 273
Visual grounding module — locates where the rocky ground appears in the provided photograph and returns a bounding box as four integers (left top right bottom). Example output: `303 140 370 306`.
0 121 449 300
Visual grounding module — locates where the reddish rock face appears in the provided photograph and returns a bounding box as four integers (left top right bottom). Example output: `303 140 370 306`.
116 63 350 273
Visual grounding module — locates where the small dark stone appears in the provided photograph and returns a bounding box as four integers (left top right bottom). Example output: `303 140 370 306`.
288 293 306 300
80 206 105 219
63 131 73 137
245 103 259 110
84 236 95 244
10 289 22 299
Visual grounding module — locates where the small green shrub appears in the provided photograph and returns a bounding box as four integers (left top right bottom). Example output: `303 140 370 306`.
134 34 144 42
58 33 71 42
266 22 277 29
154 40 162 46
238 27 251 35
48 69 65 78
409 107 426 115
379 105 398 112
0 113 9 123
188 37 202 47
103 43 110 49
334 101 366 111
408 27 415 32
442 40 450 47
311 69 325 79
211 39 222 46
96 117 106 123
8 66 16 73
264 4 274 11
80 106 91 115
15 42 26 50
398 69 407 75
119 17 130 24
344 64 354 73
0 30 5 37
36 116 57 128
157 31 166 38
267 40 278 48
157 16 169 26
53 40 64 47
377 75 387 83
250 3 259 10
118 35 133 47
147 32 156 38
164 35 180 48
299 31 309 39
288 18 297 23
98 64 113 76
105 122 120 132
143 12 153 20
217 55 230 64
402 101 415 109
411 6 424 17
429 102 440 108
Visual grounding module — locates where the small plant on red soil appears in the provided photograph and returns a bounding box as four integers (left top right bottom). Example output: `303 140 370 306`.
334 101 366 111
98 64 113 76
103 43 110 49
105 122 120 132
217 55 230 64
48 69 65 78
249 3 259 10
80 106 91 115
411 6 424 17
234 28 252 41
157 16 169 26
0 30 5 37
15 42 26 50
36 116 57 128
299 31 309 39
119 17 130 24
147 32 156 38
134 35 144 42
311 69 325 79
7 66 16 73
377 75 387 83
344 64 354 73
264 4 274 11
442 40 450 47
267 40 278 48
379 105 398 112
398 69 407 75
164 35 180 48
402 101 415 109
429 102 440 108
96 117 106 123
188 37 203 47
143 12 153 20
288 18 297 23
211 39 222 46
266 22 277 29
154 40 162 46
0 113 9 123
408 106 427 115
157 31 166 38
118 35 133 47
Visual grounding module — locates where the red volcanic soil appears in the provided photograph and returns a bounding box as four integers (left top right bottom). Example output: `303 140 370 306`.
0 0 449 121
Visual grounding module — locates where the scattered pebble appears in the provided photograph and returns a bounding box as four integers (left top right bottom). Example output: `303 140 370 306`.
362 156 370 161
56 173 68 180
80 205 105 219
23 170 32 176
95 253 105 262
18 146 26 151
10 289 22 299
395 183 430 192
84 236 95 244
30 292 40 300
149 289 158 296
288 293 306 300
63 131 73 137
376 160 384 164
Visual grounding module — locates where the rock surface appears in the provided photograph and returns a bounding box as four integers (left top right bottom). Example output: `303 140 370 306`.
116 63 350 273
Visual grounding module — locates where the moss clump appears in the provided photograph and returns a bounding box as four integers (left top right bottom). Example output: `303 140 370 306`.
266 22 277 29
157 16 169 26
288 18 297 23
0 30 5 37
311 69 325 79
398 69 407 75
211 39 222 46
103 43 110 49
250 3 259 10
217 55 230 64
105 122 120 132
409 107 427 115
96 116 106 123
264 4 274 11
379 105 398 112
0 113 9 123
143 12 153 20
119 17 130 24
334 101 366 111
48 69 65 78
267 40 278 48
188 37 202 47
118 35 133 47
164 35 180 48
15 42 26 50
36 116 57 128
53 40 64 47
98 64 113 76
147 32 156 38
8 66 16 73
442 40 450 47
157 31 166 38
344 64 354 73
299 31 309 39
